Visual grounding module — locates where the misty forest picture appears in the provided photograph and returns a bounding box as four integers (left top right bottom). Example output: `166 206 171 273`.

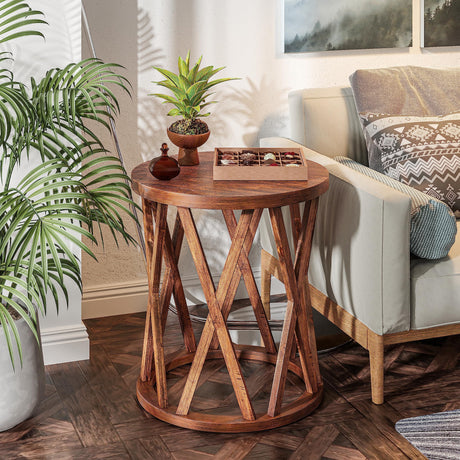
285 0 412 52
424 0 460 47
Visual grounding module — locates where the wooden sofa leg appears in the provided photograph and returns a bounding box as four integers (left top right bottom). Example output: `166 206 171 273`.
368 332 385 404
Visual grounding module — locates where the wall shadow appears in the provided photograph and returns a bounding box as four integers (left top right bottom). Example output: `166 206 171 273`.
137 6 167 161
227 76 289 147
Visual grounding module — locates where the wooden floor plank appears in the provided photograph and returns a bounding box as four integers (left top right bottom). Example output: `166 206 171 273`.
1 309 455 459
39 443 131 460
78 344 145 424
0 432 83 459
171 450 214 460
124 437 173 459
351 400 427 459
336 419 410 459
289 424 339 460
47 362 122 447
213 436 260 460
323 445 366 460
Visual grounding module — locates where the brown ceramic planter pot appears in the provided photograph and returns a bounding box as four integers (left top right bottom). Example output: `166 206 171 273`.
167 128 210 166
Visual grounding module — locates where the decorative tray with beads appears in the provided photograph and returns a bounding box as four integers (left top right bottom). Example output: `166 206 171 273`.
213 148 308 181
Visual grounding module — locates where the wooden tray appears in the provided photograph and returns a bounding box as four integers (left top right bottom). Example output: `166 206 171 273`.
213 148 308 181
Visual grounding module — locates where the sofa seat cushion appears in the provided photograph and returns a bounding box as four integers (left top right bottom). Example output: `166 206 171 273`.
335 156 457 259
410 220 460 329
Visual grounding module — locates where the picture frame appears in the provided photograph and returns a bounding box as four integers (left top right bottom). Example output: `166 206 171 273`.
284 0 412 53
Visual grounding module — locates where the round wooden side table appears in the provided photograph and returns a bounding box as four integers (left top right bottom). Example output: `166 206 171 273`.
131 152 329 433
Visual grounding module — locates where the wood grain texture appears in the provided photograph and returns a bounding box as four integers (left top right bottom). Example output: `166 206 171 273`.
289 202 302 245
145 202 169 408
172 208 252 412
133 157 326 431
268 300 297 416
309 284 369 348
260 250 272 321
47 363 121 447
159 210 196 352
368 331 385 405
209 209 265 351
261 256 460 405
221 209 276 354
295 198 322 391
2 311 458 458
290 424 339 460
175 207 255 421
131 152 329 210
336 419 410 459
140 199 155 382
268 206 322 410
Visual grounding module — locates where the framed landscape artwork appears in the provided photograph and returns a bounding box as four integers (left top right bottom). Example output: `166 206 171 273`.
424 0 460 47
284 0 412 53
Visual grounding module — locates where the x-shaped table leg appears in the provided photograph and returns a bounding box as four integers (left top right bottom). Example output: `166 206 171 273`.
158 209 197 353
140 202 197 403
208 209 265 350
140 199 155 382
176 207 260 421
219 209 277 354
267 199 322 416
140 201 168 407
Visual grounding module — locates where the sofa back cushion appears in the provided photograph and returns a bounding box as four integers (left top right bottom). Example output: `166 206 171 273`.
350 66 460 218
288 86 368 165
350 66 460 116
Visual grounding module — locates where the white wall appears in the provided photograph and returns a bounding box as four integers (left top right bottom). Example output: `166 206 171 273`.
10 0 89 364
81 0 146 320
83 0 460 321
135 0 460 301
140 0 460 150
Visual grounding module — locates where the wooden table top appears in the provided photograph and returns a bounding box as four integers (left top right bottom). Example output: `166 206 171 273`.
131 152 329 209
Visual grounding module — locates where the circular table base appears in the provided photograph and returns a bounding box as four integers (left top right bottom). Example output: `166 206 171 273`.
136 346 323 433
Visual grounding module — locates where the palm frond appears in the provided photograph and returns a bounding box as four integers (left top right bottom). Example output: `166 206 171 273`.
0 1 46 44
0 2 139 368
31 59 131 131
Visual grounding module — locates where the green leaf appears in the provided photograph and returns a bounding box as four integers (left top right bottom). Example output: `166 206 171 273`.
153 67 180 88
0 3 46 44
187 56 202 83
0 0 140 369
151 53 238 119
184 50 191 69
167 108 182 117
178 55 188 77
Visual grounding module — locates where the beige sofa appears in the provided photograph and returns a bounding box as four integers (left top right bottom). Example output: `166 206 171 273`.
260 77 460 404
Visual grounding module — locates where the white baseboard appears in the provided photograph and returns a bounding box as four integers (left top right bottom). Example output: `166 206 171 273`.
81 267 265 320
41 268 278 365
82 279 150 319
41 324 89 365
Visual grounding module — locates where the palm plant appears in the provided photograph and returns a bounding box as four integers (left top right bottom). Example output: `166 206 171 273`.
0 1 138 366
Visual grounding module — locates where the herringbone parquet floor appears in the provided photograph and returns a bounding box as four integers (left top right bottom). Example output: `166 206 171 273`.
1 306 459 459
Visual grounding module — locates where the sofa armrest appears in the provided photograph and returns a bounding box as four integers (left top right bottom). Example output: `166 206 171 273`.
260 137 411 335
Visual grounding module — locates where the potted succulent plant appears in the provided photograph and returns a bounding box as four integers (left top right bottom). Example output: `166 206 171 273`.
0 2 137 431
151 51 238 165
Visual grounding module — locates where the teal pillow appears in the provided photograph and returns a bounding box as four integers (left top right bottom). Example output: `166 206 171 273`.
335 156 457 259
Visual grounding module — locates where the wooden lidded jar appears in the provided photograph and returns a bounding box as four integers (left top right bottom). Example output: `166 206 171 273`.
149 143 180 180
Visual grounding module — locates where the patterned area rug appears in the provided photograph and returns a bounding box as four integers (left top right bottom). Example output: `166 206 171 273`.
396 410 460 460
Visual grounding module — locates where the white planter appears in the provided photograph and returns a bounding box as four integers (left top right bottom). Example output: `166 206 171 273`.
0 316 45 432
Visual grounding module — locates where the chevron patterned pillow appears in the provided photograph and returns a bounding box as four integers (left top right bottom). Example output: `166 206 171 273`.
360 112 460 217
